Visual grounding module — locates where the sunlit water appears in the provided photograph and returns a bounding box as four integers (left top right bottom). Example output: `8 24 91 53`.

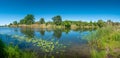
0 27 93 58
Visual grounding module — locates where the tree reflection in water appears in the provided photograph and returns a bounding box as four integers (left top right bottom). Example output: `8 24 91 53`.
39 29 45 36
20 27 34 38
53 29 62 39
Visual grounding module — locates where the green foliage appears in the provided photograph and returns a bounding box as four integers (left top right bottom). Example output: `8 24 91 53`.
20 14 35 25
0 38 37 58
45 21 54 25
93 22 98 26
85 26 120 58
89 21 93 26
0 39 6 58
13 21 18 25
9 14 120 29
9 23 13 25
97 20 105 28
20 19 26 24
24 14 35 24
63 21 71 28
6 46 20 58
5 45 37 58
91 49 106 58
21 52 37 58
82 21 89 26
52 15 62 25
39 18 45 24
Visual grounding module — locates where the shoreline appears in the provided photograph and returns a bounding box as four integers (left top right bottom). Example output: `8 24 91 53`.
9 24 98 29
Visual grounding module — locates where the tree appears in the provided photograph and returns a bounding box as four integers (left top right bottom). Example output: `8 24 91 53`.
93 22 97 26
24 14 35 25
39 18 45 24
19 14 35 25
13 21 18 25
97 20 105 28
76 21 82 26
52 15 62 25
9 23 12 25
89 21 93 26
20 19 25 24
63 20 71 28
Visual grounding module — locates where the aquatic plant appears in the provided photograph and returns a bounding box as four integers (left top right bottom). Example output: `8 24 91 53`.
11 34 67 53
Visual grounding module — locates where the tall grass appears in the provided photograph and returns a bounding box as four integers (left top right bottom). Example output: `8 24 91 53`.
85 26 120 58
0 39 37 58
0 39 6 58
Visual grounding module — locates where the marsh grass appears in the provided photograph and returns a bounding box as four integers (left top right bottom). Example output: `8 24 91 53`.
85 26 120 58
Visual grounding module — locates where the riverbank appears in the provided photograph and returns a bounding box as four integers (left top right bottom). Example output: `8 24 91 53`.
9 24 98 30
85 26 120 58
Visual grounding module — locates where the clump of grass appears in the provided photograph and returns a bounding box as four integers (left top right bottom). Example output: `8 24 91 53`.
5 45 20 58
85 26 120 58
5 45 37 58
90 49 106 58
0 38 37 58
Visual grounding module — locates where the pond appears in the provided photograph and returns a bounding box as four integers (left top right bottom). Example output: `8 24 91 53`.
0 27 93 58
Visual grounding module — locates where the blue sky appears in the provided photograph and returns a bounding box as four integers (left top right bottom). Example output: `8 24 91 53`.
0 0 120 25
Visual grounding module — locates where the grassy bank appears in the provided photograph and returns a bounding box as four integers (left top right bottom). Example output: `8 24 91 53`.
85 26 120 58
0 39 37 58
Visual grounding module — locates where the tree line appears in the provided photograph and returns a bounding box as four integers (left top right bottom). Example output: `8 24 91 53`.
10 14 120 28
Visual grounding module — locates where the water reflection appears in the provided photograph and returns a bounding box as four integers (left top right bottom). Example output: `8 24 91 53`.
20 28 34 38
53 29 62 39
39 29 45 36
63 28 71 34
14 28 18 32
0 27 94 58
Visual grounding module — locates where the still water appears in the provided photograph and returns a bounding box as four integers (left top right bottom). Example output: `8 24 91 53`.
0 27 92 58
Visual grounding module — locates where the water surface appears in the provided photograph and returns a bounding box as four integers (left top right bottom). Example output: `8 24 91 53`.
0 27 92 58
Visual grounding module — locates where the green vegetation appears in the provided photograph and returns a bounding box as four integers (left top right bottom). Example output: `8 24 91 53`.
6 14 120 58
0 39 6 58
11 34 67 53
62 20 71 28
97 20 105 28
6 45 37 58
0 39 37 58
85 26 120 58
39 18 45 24
9 14 120 29
19 14 35 25
52 15 62 25
13 21 18 25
